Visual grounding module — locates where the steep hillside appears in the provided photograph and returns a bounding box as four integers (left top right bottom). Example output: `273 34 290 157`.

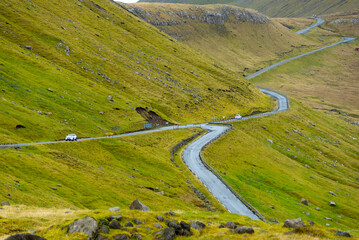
0 0 270 144
121 3 322 75
138 0 359 17
322 9 359 38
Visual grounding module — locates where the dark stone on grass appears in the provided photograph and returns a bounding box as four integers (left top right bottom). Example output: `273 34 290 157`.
96 235 107 240
190 221 205 231
165 211 176 216
324 217 333 221
107 214 122 222
156 215 164 221
50 187 57 190
218 224 224 228
129 199 149 211
335 231 352 237
109 219 122 229
166 220 181 234
180 221 191 232
24 45 32 50
225 221 236 229
329 191 337 197
5 233 47 240
99 225 109 234
309 220 314 226
234 226 254 234
113 234 129 240
125 222 134 227
154 223 162 229
16 125 26 129
98 219 109 226
133 234 142 240
329 201 336 206
132 218 141 224
1 201 10 206
68 216 98 239
300 198 309 206
283 218 305 228
153 227 175 240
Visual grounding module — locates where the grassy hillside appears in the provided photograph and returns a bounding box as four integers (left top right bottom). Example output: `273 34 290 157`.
138 0 359 17
0 0 271 144
203 99 359 234
322 9 359 38
123 3 334 75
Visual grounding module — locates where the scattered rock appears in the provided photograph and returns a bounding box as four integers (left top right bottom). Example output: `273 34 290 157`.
190 221 205 231
269 206 275 209
1 201 10 206
109 206 121 212
107 95 113 101
113 234 129 240
107 214 122 222
129 199 149 211
329 191 337 197
125 222 134 227
67 216 98 239
267 139 273 144
335 231 352 237
109 219 122 229
154 223 162 229
24 45 32 50
234 226 254 234
15 125 26 129
316 207 320 211
47 88 53 92
218 224 224 228
300 198 309 206
132 219 142 225
324 217 333 221
50 187 57 190
96 234 107 240
309 220 314 226
153 227 175 240
133 234 142 240
225 221 236 229
156 215 164 222
165 211 176 216
5 233 47 240
99 225 109 234
283 218 305 228
329 201 336 207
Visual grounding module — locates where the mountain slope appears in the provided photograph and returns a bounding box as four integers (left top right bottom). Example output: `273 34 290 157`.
138 0 359 17
0 0 270 144
122 3 320 75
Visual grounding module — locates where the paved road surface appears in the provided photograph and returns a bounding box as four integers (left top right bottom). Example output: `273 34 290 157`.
297 17 325 34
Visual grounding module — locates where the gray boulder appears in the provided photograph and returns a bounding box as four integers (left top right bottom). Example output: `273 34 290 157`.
225 221 236 229
109 206 121 212
133 218 142 224
113 234 129 240
1 201 10 206
156 215 164 221
190 221 205 231
283 218 305 228
234 226 254 234
68 216 98 240
335 231 352 237
5 234 47 240
109 219 122 229
107 214 122 222
125 222 134 227
153 227 175 240
329 201 336 206
329 191 337 197
154 223 162 229
129 199 149 211
300 198 309 206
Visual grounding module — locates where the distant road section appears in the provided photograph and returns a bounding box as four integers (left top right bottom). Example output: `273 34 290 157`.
296 17 325 34
246 37 356 80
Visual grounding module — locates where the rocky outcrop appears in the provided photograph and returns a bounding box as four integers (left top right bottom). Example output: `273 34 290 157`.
283 218 305 228
5 234 47 240
67 216 98 239
129 199 150 211
121 4 270 27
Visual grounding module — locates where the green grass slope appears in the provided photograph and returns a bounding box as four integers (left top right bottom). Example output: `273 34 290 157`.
122 3 330 75
138 0 359 17
0 0 271 144
203 100 359 234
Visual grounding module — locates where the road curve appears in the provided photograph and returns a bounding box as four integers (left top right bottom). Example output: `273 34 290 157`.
296 17 325 34
1 18 355 222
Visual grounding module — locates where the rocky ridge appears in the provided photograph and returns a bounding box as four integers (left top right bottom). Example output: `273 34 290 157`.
120 4 270 26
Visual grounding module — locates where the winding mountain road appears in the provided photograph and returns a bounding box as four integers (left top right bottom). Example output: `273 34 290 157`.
0 17 356 222
296 17 325 34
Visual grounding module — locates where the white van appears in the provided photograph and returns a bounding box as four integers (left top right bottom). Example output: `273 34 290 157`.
65 134 77 141
235 114 242 119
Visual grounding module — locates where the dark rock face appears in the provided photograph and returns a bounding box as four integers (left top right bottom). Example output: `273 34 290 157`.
153 227 176 240
300 198 309 206
283 218 305 228
156 215 164 221
190 221 205 231
133 218 142 225
125 222 134 227
129 199 150 211
109 219 122 229
335 231 352 237
67 216 98 239
107 214 122 222
234 226 254 234
121 4 270 27
5 233 47 240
